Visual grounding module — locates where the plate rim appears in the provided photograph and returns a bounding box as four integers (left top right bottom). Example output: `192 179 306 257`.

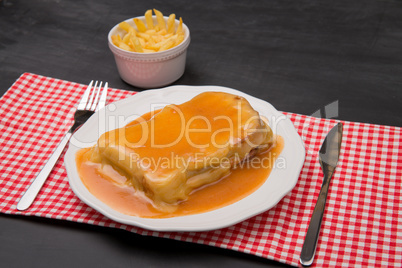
64 85 305 232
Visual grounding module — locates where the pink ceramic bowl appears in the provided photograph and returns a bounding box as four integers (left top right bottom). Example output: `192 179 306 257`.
108 16 191 89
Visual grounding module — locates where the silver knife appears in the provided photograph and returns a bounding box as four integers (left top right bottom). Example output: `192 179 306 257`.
300 122 343 266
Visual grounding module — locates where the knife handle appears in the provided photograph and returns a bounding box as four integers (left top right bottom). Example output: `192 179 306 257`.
16 132 72 211
300 173 332 266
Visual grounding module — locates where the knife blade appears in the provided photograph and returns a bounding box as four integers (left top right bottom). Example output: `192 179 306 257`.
300 122 343 266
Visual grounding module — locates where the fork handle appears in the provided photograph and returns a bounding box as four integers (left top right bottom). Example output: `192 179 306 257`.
16 132 72 211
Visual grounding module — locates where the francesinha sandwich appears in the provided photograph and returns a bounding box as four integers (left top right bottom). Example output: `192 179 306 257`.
86 92 274 212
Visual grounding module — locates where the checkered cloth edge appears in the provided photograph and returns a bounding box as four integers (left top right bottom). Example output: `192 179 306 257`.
0 73 401 267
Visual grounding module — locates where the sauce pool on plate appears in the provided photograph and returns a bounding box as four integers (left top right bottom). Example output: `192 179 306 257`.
75 135 284 218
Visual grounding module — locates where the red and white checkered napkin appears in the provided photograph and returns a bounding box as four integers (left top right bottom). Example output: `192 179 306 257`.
1 73 401 267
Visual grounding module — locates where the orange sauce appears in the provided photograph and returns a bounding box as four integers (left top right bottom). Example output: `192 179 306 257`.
76 135 284 218
99 92 268 175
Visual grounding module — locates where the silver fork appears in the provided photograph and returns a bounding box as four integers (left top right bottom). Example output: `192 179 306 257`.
16 81 108 211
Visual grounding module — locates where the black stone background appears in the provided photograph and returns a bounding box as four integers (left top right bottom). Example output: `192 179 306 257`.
1 0 401 267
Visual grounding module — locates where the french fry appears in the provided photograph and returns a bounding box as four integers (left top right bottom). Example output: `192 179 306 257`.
145 29 156 35
153 9 166 30
146 41 161 51
112 10 185 53
122 32 131 44
111 35 121 46
119 21 137 35
119 42 132 51
145 9 154 29
155 36 175 51
144 38 156 50
159 38 175 51
128 28 136 38
133 18 147 32
151 34 163 43
137 32 151 41
163 33 174 40
146 35 168 51
167 14 176 34
176 17 183 35
138 37 146 47
143 48 156 53
112 35 132 51
129 35 143 52
157 29 167 36
175 34 184 46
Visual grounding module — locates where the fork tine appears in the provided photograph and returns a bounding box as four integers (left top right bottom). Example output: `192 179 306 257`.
77 80 93 110
86 81 98 110
96 82 108 112
90 81 102 111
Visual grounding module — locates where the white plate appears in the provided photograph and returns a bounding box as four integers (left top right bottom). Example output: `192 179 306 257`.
64 85 305 232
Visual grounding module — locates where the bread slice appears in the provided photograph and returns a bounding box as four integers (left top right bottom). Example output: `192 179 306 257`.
90 91 273 211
